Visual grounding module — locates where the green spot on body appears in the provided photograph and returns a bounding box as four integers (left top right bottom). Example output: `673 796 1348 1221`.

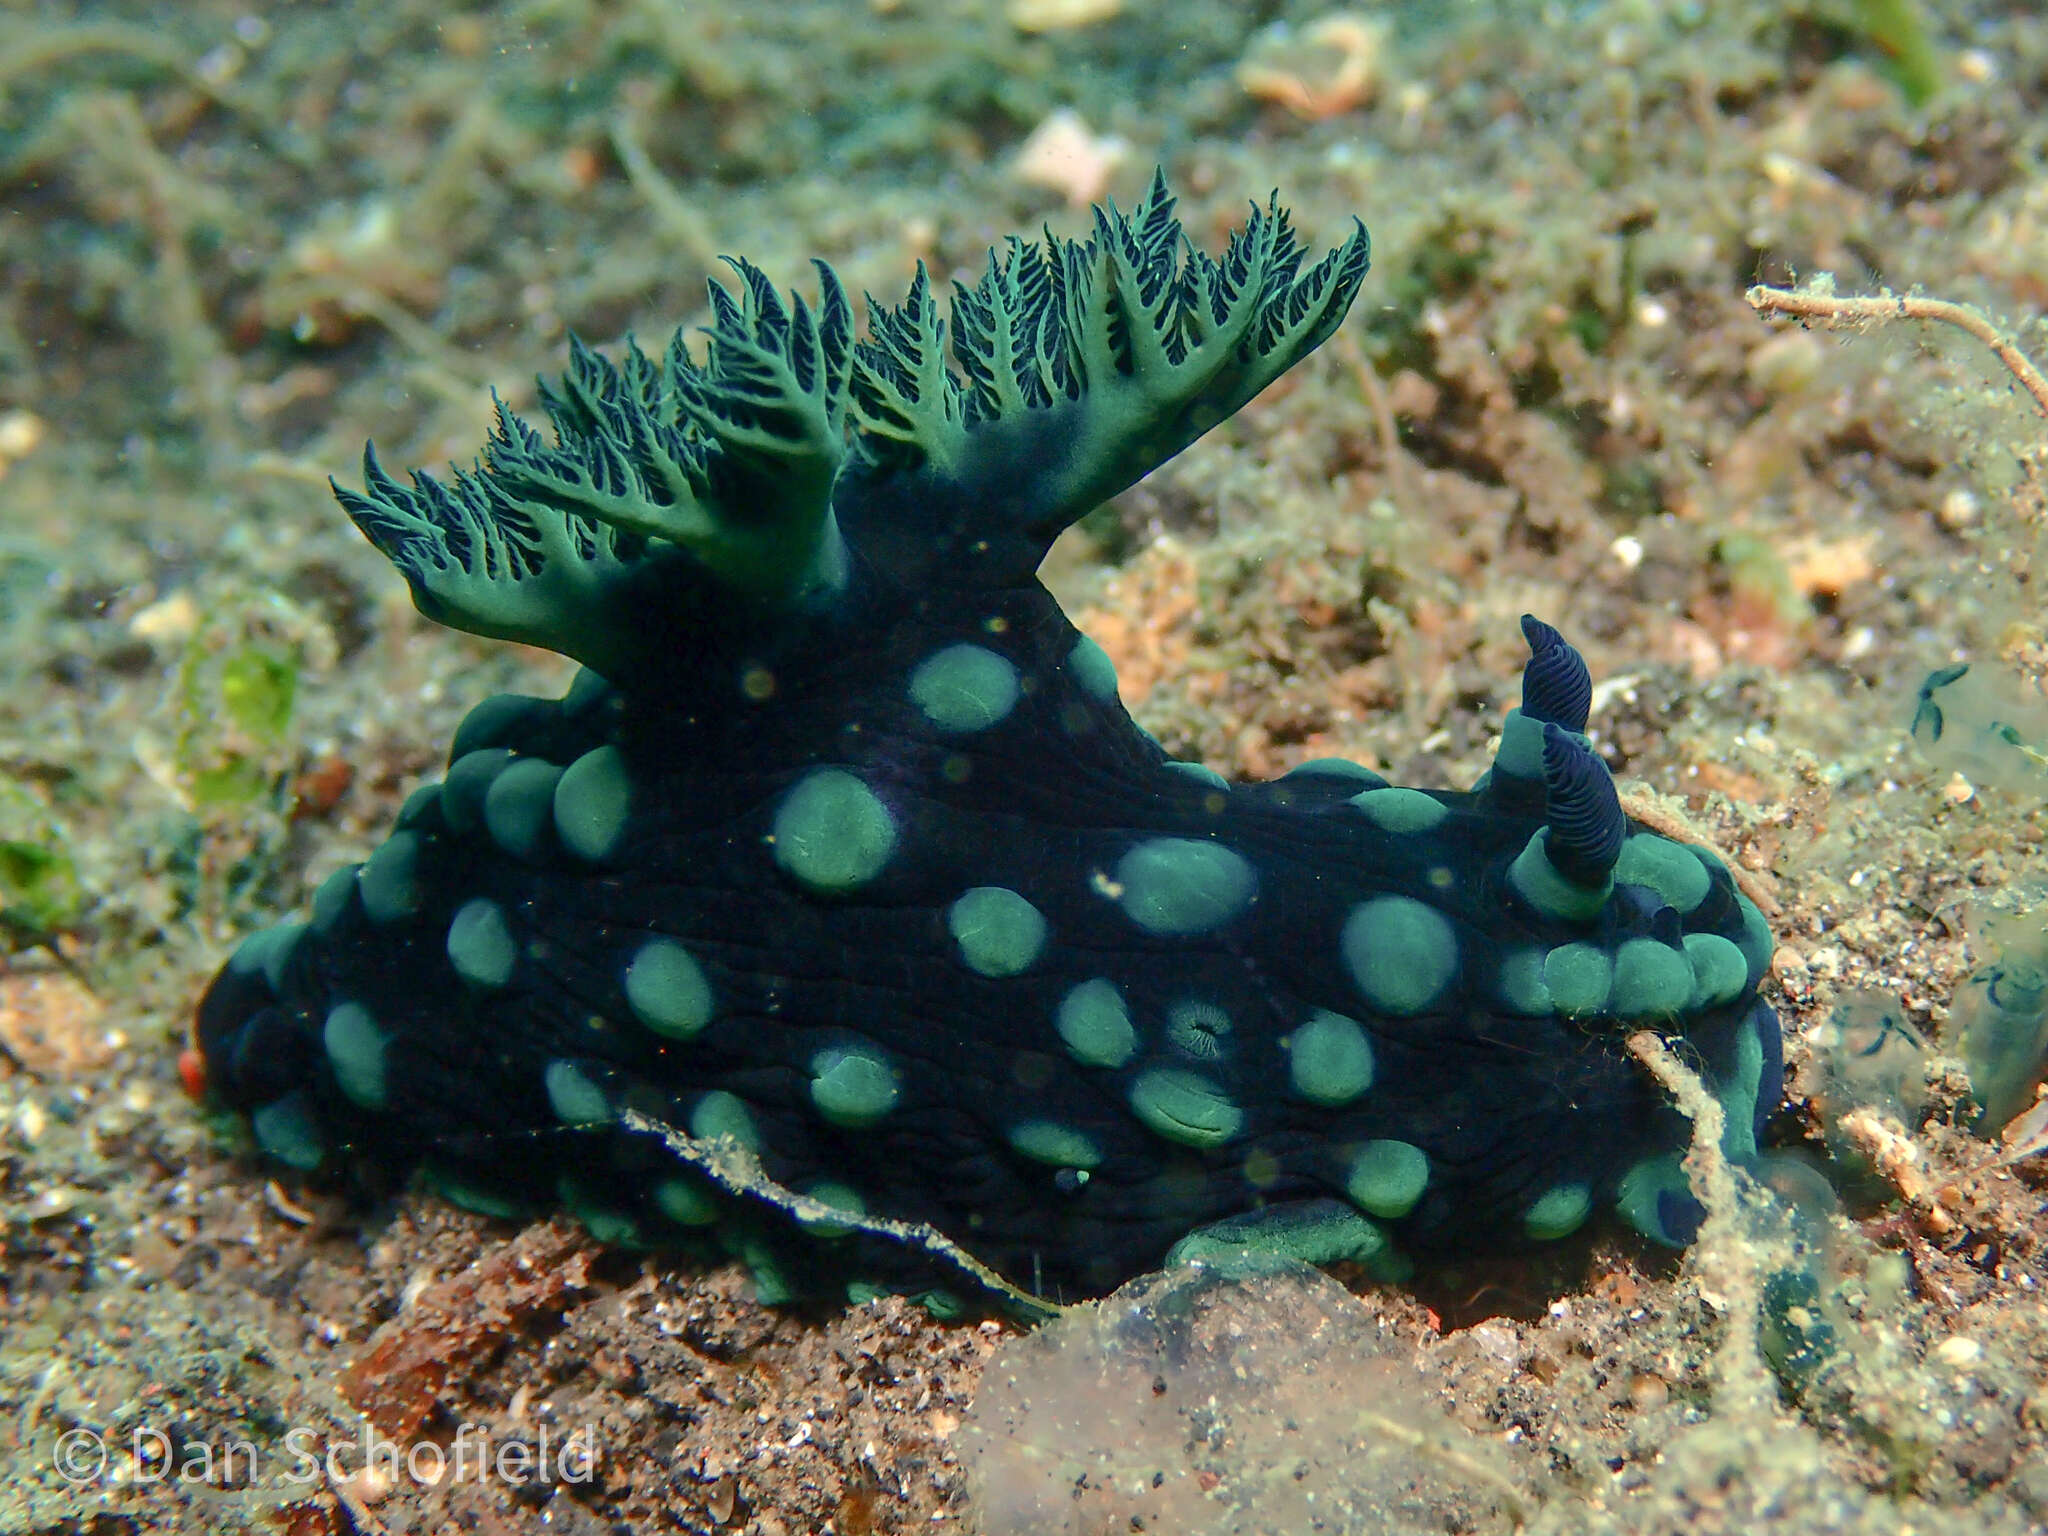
1493 710 1548 781
624 938 715 1038
563 667 611 715
425 1164 526 1220
1288 1010 1375 1105
1350 786 1447 833
1614 938 1694 1019
251 1092 324 1171
1542 943 1612 1016
228 921 304 992
322 1002 387 1110
1720 1020 1766 1161
1615 833 1711 913
451 693 551 761
774 768 897 892
396 782 443 830
484 757 565 862
1615 1153 1694 1246
1340 896 1457 1015
575 1205 642 1247
555 745 632 863
1508 830 1611 922
1128 1068 1242 1148
1497 949 1551 1015
654 1175 720 1227
1524 1182 1592 1240
798 1180 867 1238
1168 1199 1389 1271
736 1230 795 1306
1685 932 1750 1008
1007 1120 1104 1169
1056 978 1136 1068
310 864 360 935
690 1090 760 1150
909 643 1020 732
1736 892 1775 980
1166 760 1230 792
1344 1139 1430 1218
447 897 516 989
912 1287 967 1321
557 1176 640 1246
1286 758 1387 787
1114 838 1257 936
442 746 514 835
947 886 1047 977
1067 634 1120 702
544 1059 611 1126
358 832 424 924
810 1046 899 1127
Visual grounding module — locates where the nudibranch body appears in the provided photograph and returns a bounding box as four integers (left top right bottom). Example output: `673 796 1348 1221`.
196 174 1780 1305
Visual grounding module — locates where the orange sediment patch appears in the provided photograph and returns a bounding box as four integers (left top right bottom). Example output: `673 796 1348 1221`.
1072 540 1200 707
1011 110 1129 208
1238 12 1389 120
0 971 111 1077
343 1220 595 1439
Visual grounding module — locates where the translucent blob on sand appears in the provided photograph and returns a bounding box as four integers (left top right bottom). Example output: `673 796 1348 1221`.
1810 989 1931 1143
1909 661 2048 794
959 1262 1521 1536
1953 896 2048 1131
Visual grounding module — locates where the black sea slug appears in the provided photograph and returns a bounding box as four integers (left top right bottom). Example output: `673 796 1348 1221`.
195 173 1780 1307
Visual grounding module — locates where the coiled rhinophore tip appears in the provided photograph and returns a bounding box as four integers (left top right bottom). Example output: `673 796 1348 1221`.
1540 721 1624 885
1519 614 1592 733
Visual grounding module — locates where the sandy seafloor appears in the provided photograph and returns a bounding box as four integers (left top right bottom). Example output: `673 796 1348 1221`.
5 0 2048 1531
